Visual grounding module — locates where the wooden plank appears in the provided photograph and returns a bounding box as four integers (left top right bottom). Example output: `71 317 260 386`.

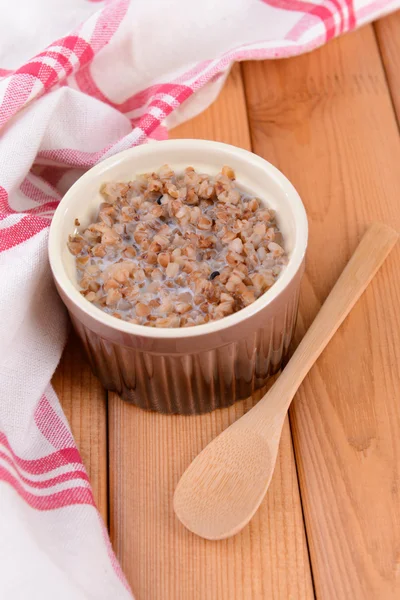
108 63 314 600
243 25 400 600
52 331 108 522
375 11 400 122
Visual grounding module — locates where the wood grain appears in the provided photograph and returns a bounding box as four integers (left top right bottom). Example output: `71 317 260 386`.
52 331 108 522
375 10 400 122
243 25 400 600
108 64 314 600
174 223 397 543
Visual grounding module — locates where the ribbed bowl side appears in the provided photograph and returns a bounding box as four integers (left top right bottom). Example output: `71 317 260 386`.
69 286 300 414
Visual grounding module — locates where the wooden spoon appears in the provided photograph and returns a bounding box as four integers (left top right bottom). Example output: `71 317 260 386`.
174 222 398 540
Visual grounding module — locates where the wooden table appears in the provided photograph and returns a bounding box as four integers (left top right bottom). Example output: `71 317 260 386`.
53 15 400 600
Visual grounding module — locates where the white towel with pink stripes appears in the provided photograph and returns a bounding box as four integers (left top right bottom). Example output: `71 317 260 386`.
0 0 398 597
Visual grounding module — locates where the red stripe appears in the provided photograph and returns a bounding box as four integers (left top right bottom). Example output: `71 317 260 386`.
35 50 75 72
0 1 124 131
39 84 192 166
0 186 10 220
326 0 346 34
88 0 130 54
139 85 193 127
17 61 61 89
0 74 36 130
107 85 194 152
36 36 93 67
344 0 356 28
34 396 75 450
0 451 89 488
38 36 334 169
74 50 208 115
0 466 95 510
0 215 49 252
261 0 337 40
32 37 94 80
20 178 60 205
74 52 209 116
0 432 84 475
0 182 58 219
75 65 192 114
150 98 178 114
59 35 94 66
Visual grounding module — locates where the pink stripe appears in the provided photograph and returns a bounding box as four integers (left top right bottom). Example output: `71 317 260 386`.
345 0 356 28
0 183 58 218
329 0 345 34
1 179 57 218
0 45 87 129
38 86 186 167
150 97 179 114
16 61 59 87
0 67 13 77
34 396 75 450
357 0 396 19
20 178 60 204
0 465 95 510
132 85 194 142
188 39 327 88
0 0 127 131
41 37 331 169
0 454 130 589
86 0 130 54
0 186 10 220
0 432 84 475
281 0 347 36
74 56 210 115
0 215 49 252
0 451 89 488
71 66 111 106
20 0 364 172
35 49 75 73
329 0 348 33
261 0 337 40
286 12 322 40
75 65 192 115
0 74 36 130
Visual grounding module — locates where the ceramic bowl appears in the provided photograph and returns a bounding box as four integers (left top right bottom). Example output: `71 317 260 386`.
49 139 308 414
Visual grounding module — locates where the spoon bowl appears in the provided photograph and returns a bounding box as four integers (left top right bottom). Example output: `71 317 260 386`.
174 423 274 540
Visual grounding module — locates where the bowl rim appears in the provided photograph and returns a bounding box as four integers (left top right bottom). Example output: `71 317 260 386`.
49 139 308 339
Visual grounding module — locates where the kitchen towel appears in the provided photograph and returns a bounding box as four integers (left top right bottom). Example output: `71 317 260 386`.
0 0 398 598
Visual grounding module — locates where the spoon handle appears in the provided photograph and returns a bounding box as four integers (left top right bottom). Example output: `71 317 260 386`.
272 222 398 408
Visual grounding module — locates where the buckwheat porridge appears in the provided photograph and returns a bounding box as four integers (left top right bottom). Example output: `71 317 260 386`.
67 165 288 327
